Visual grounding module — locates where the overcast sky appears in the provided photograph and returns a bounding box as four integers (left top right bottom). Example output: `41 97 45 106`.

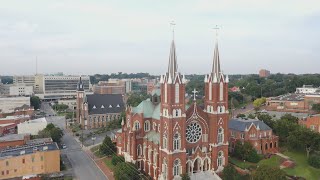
0 0 319 76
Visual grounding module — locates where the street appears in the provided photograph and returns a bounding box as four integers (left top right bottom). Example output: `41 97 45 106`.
42 103 107 180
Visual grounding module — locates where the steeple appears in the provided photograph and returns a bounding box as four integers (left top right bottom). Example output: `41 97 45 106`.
167 21 178 81
212 25 221 79
77 77 84 91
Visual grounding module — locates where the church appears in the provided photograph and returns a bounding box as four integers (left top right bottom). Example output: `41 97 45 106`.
116 32 229 180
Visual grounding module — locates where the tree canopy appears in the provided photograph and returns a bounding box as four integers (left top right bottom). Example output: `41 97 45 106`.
38 123 64 143
30 96 41 110
251 165 286 180
99 135 117 156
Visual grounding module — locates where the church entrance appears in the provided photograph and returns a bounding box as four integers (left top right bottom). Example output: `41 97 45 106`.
193 158 201 173
203 158 210 171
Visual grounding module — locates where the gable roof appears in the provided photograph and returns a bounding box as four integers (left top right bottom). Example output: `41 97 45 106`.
229 118 272 132
132 99 160 120
87 94 124 115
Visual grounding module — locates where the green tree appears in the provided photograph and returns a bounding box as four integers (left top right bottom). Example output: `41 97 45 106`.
274 119 299 145
280 113 298 124
236 113 246 118
312 103 320 113
30 96 41 110
127 93 151 107
253 97 266 111
308 154 320 168
251 165 286 180
114 162 141 180
99 135 117 156
233 141 261 163
38 123 64 143
112 155 125 166
222 164 238 180
180 173 191 180
247 114 256 119
257 113 275 129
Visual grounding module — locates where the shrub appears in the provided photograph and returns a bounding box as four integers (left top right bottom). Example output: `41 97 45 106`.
112 155 125 166
247 150 261 163
308 155 320 168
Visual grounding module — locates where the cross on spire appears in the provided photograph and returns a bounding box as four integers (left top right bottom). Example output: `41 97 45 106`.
213 25 220 40
170 20 176 40
192 88 198 101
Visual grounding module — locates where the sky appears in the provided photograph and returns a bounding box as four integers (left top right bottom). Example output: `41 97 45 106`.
0 0 319 76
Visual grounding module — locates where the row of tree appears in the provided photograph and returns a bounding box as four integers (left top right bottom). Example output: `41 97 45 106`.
90 73 156 84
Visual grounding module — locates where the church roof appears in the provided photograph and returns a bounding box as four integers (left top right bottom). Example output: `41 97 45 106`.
144 131 160 144
87 94 124 115
151 89 161 96
229 118 272 132
186 102 208 120
167 40 178 80
132 99 161 120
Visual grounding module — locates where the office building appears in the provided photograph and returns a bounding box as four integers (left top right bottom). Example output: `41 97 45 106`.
259 69 270 78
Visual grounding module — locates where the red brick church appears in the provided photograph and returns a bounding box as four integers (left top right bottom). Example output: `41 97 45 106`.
116 34 229 180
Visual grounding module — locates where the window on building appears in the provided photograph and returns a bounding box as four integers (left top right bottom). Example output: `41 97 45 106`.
6 170 9 175
173 159 181 176
137 144 142 157
22 159 25 164
144 121 150 132
173 133 181 150
32 156 35 162
209 83 212 100
175 83 179 103
241 133 245 139
1 171 4 175
218 151 224 167
134 121 140 130
218 128 224 144
163 135 168 149
231 131 235 137
164 83 167 103
6 161 8 166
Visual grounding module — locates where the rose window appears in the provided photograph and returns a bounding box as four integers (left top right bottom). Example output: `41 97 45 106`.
186 122 202 143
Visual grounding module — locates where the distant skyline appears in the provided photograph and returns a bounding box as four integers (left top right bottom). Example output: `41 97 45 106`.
0 0 319 75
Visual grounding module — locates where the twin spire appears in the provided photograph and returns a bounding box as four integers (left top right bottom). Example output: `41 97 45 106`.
163 24 227 84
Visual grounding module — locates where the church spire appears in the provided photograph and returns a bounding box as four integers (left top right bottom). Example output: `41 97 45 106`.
167 21 178 81
212 25 221 79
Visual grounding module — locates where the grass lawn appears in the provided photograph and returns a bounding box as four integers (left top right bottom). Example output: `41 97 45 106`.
229 157 257 170
104 157 115 171
282 151 320 180
257 155 282 167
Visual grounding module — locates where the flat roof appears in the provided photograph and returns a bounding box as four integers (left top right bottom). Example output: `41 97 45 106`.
0 123 15 127
269 93 304 101
0 134 29 142
0 142 59 158
20 117 46 124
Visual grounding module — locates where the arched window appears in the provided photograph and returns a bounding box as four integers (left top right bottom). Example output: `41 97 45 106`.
163 135 168 149
137 144 142 157
218 151 224 167
175 83 179 103
265 143 268 150
175 109 179 117
220 82 224 101
270 142 273 148
134 121 140 130
275 142 277 148
144 121 150 132
153 152 158 165
173 133 181 150
218 128 224 144
173 159 181 176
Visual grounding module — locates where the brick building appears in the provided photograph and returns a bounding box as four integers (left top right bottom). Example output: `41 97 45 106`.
93 81 126 95
266 93 320 113
76 81 125 129
0 141 60 179
228 118 278 154
116 35 228 180
300 115 320 133
0 123 16 136
0 134 30 149
259 69 270 78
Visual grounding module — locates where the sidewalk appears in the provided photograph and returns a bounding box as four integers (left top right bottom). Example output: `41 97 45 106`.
85 150 115 180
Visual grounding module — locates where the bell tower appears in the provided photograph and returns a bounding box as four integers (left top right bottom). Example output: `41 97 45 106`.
159 22 187 180
76 77 85 127
204 26 229 171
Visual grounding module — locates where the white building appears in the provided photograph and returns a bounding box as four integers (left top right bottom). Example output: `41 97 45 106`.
296 85 320 94
9 85 34 96
18 118 47 135
0 96 30 113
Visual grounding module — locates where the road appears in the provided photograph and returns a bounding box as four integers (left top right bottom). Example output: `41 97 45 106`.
42 103 107 180
232 103 254 118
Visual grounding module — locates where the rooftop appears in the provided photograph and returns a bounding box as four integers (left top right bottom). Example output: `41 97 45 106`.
0 115 30 121
0 123 15 127
87 94 124 115
269 93 305 101
0 141 59 158
0 134 29 142
229 118 272 132
20 117 47 124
